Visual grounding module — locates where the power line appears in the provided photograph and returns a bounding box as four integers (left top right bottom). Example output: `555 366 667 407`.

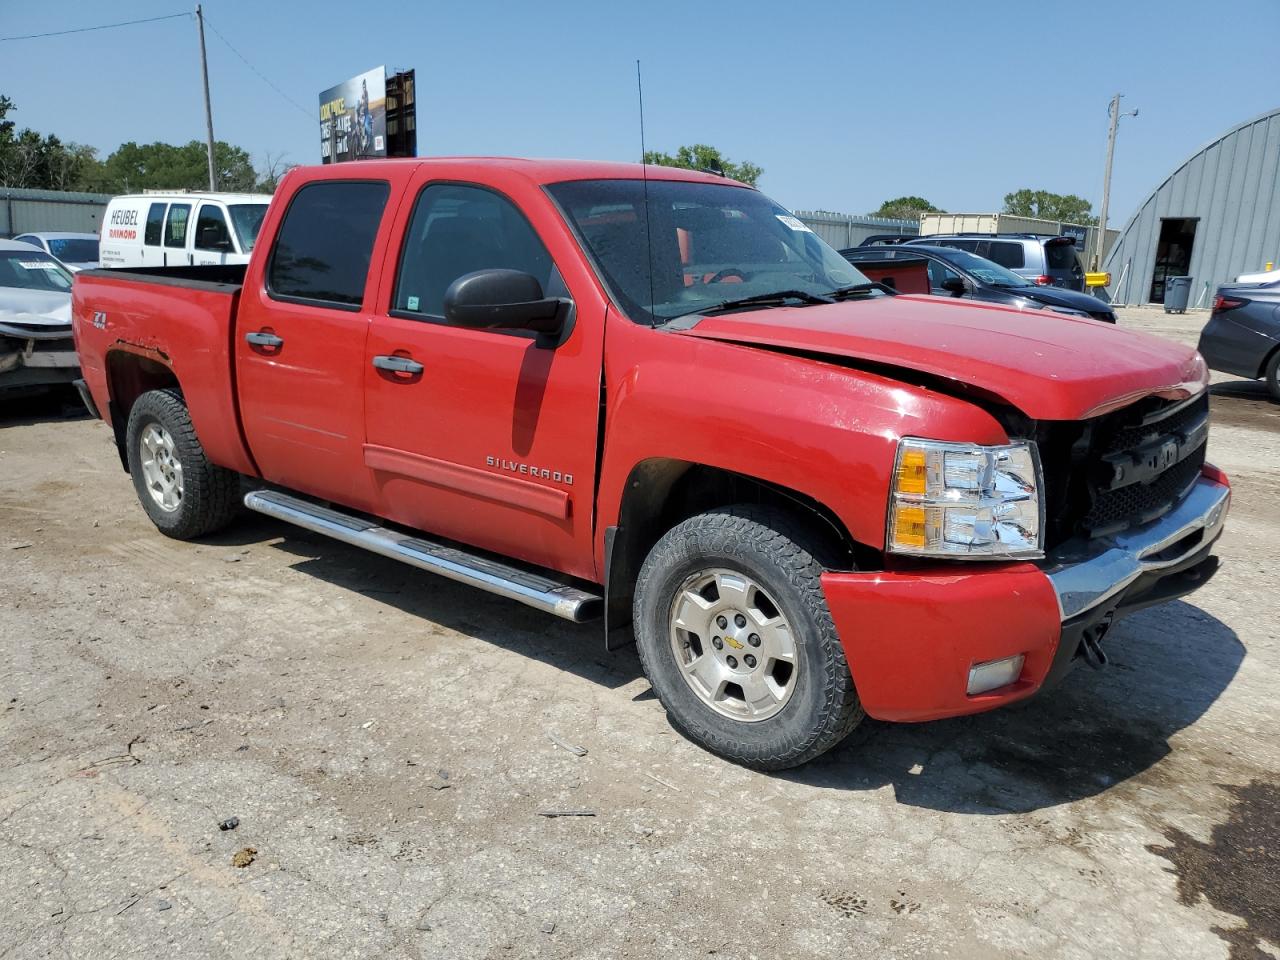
201 15 313 121
0 12 189 43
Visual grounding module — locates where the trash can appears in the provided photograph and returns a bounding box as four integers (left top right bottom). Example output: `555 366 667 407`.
1164 275 1193 314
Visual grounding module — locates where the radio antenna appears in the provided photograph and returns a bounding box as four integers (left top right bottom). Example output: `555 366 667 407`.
637 59 657 326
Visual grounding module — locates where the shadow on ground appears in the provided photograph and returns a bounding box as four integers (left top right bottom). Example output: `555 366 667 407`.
0 385 90 426
787 600 1242 814
202 513 641 691
206 514 1242 816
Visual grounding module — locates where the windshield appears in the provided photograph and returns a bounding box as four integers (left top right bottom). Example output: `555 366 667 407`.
924 247 1032 287
228 203 270 252
0 250 74 292
547 179 869 324
46 238 99 263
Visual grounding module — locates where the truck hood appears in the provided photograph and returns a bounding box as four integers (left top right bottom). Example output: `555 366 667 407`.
0 288 72 333
675 295 1206 420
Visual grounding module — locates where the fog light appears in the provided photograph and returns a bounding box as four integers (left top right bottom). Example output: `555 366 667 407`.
967 654 1025 695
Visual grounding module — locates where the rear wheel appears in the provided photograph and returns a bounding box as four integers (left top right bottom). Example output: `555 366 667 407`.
633 505 863 770
1265 349 1280 402
126 388 240 539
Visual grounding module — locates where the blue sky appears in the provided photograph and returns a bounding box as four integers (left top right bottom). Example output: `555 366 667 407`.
3 0 1278 226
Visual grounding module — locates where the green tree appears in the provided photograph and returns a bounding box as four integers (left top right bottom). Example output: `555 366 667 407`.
871 195 943 220
98 140 258 193
643 144 763 186
1002 188 1096 224
0 95 102 191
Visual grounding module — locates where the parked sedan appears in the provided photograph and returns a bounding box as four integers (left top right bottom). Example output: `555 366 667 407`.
12 231 100 270
1197 281 1280 400
0 239 80 395
841 244 1116 322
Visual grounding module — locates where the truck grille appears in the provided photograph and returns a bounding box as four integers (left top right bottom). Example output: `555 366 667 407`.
1035 392 1210 547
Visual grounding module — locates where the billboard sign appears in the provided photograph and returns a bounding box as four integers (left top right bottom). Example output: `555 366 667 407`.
319 66 387 163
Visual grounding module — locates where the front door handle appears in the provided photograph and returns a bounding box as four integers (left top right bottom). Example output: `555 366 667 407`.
372 355 424 375
245 331 284 348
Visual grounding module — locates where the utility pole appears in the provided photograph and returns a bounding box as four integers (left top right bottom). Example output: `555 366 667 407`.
1094 93 1138 271
196 5 217 191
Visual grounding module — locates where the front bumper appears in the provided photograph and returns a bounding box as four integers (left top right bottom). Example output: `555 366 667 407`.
1 330 80 390
823 470 1230 722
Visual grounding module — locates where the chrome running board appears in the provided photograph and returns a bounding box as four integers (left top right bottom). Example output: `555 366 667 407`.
243 489 602 622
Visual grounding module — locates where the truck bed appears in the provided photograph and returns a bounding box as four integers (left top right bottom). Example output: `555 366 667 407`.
72 263 259 476
77 263 248 290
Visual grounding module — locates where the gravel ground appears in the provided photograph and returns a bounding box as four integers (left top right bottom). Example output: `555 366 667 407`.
1 307 1277 960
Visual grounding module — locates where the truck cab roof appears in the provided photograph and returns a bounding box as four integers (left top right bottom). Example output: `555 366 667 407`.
281 157 752 188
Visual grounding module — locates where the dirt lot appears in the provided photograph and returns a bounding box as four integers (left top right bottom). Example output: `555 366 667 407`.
2 307 1278 960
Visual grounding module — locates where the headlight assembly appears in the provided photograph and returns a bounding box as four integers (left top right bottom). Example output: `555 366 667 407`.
887 438 1044 559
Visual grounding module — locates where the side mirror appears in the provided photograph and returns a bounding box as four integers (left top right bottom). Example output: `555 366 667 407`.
941 277 967 297
443 269 565 335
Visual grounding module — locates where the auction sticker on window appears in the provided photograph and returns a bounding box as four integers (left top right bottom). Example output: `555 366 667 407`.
17 261 58 270
775 215 812 232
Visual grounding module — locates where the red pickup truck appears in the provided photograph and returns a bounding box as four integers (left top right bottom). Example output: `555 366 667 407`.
72 158 1229 769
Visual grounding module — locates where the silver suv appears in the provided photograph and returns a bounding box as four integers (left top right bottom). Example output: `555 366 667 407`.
906 233 1085 291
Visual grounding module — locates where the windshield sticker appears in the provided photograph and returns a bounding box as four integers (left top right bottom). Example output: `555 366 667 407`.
775 215 812 233
17 260 58 270
406 295 420 311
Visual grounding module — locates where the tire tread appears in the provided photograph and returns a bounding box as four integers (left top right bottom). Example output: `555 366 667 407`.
126 388 239 539
633 505 863 770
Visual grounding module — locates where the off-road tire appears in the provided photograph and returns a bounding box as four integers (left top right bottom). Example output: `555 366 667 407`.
126 388 240 539
633 505 864 770
1265 349 1280 402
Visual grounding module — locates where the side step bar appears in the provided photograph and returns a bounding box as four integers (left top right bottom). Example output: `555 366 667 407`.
243 490 603 622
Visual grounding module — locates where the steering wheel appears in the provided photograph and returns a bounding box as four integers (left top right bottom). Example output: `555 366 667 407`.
704 268 749 284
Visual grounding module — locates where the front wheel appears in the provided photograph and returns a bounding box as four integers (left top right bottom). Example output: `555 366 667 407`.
1265 349 1280 402
633 506 863 770
125 388 240 539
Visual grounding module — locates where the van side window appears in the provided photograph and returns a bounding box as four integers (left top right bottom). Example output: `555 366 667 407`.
267 180 390 309
164 204 191 248
145 204 166 246
195 205 232 251
986 241 1026 269
394 183 558 319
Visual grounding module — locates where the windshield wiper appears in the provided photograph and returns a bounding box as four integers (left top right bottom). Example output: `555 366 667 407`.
665 289 835 322
827 282 893 300
707 289 835 310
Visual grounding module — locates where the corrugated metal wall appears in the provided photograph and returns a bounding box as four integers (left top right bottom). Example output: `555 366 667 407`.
793 211 918 250
1 188 111 236
1103 108 1280 306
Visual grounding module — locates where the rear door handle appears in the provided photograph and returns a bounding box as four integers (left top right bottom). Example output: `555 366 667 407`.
372 355 424 375
245 331 284 348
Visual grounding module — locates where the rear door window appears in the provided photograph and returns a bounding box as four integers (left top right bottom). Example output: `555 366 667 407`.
164 204 191 248
986 241 1026 269
267 180 390 308
934 239 979 253
144 204 166 246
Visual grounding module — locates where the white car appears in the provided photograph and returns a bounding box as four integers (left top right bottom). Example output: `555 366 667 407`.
0 239 79 394
1237 266 1280 284
12 231 100 271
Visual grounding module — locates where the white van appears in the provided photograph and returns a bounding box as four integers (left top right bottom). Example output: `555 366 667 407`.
98 192 272 269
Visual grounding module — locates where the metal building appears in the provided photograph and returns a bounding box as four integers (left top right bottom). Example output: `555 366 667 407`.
1103 107 1280 307
1 187 111 237
793 211 918 249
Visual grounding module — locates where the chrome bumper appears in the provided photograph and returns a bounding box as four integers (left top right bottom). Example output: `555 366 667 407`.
1043 476 1230 621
